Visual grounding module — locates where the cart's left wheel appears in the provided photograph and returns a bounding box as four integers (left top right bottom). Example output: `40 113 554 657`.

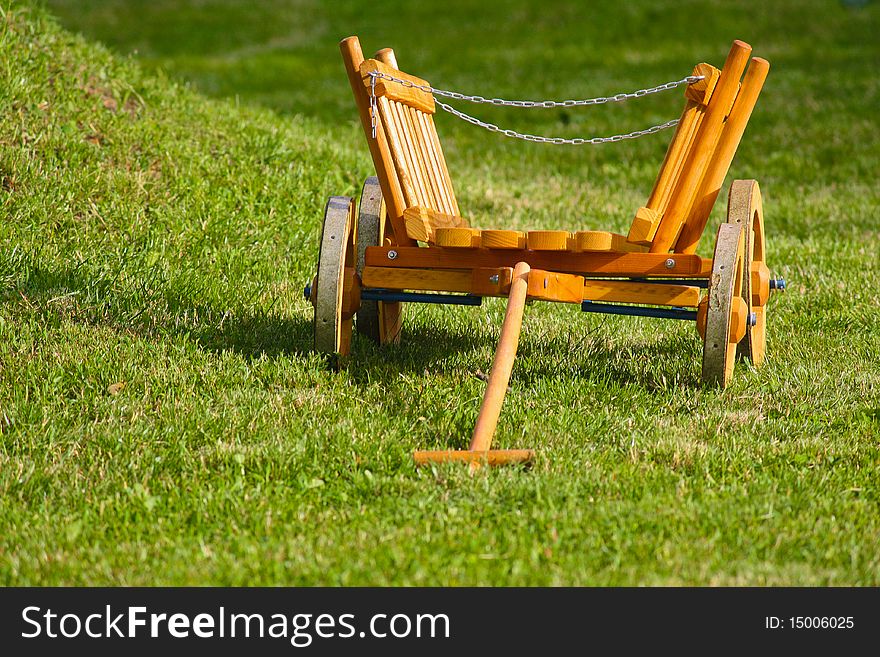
700 222 748 388
314 196 358 362
355 176 402 345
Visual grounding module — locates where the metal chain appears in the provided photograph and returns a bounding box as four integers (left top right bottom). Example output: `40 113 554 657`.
436 100 681 145
369 70 702 108
367 70 702 144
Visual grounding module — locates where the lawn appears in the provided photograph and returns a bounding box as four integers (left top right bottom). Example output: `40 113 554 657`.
1 0 878 585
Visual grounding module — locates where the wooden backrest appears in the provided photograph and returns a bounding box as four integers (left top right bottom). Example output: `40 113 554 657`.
629 40 769 254
340 37 459 246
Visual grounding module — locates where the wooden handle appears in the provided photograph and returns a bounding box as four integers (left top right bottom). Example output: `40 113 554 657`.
469 261 531 452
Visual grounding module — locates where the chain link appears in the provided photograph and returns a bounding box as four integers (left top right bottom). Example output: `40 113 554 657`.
367 70 702 145
369 73 378 138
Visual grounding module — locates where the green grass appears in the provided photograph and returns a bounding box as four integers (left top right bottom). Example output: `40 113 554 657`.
1 0 878 585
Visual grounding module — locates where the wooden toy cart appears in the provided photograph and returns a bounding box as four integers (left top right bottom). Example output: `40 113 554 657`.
307 37 784 466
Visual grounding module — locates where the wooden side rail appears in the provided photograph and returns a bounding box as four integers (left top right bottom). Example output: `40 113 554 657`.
364 246 708 276
362 266 702 307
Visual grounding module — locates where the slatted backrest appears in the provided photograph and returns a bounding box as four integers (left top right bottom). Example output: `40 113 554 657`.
362 58 460 219
340 37 460 246
627 63 720 247
628 40 769 254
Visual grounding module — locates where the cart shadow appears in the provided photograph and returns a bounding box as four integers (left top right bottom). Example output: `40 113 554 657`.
347 322 488 372
347 318 702 391
511 334 703 390
12 263 700 387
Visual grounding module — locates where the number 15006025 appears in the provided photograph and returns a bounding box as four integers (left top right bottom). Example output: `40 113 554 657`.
765 617 854 630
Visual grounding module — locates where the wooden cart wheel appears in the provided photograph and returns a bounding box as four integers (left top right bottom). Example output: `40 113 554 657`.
727 179 768 367
700 222 748 388
355 176 402 345
313 196 357 361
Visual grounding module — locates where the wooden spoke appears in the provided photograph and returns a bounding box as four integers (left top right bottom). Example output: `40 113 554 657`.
314 196 358 362
726 179 767 367
701 223 746 387
355 177 402 345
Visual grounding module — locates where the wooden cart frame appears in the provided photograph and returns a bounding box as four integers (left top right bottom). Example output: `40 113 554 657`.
308 37 784 466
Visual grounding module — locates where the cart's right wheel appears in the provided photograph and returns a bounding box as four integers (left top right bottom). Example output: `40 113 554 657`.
699 223 748 388
727 179 768 367
355 176 402 345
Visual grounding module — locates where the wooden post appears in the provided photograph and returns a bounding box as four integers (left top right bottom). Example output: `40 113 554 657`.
339 37 414 246
628 63 719 246
674 57 770 254
374 47 398 68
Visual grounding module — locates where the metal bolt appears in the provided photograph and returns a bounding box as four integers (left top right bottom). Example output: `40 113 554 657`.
303 284 311 301
388 250 398 260
749 312 757 326
770 277 786 291
665 258 676 269
489 274 499 284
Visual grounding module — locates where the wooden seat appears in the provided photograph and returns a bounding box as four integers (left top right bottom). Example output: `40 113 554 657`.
341 36 768 257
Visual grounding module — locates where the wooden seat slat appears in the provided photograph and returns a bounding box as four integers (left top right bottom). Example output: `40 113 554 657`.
406 104 447 213
421 112 459 217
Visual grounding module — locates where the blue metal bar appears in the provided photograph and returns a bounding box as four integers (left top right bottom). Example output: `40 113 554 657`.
581 300 697 321
625 277 709 288
362 289 483 306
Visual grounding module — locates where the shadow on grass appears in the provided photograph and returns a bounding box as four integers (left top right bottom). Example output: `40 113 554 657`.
513 332 703 390
8 261 700 388
349 308 702 390
191 312 312 358
347 320 486 371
